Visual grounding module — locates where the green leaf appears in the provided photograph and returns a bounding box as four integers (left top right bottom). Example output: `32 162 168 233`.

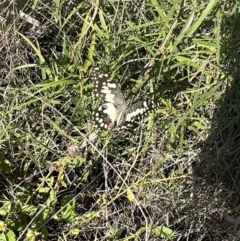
70 229 80 236
0 220 6 231
0 233 7 241
17 32 52 80
72 156 85 167
135 227 146 237
6 230 16 241
99 130 110 137
60 195 76 221
0 202 11 216
39 187 50 193
186 0 219 37
22 205 38 216
0 158 11 173
153 226 174 238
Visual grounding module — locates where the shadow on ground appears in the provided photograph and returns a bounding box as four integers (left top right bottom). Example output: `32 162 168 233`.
184 11 240 241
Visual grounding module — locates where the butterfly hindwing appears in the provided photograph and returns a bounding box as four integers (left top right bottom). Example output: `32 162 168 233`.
92 103 117 131
113 100 161 131
126 100 160 121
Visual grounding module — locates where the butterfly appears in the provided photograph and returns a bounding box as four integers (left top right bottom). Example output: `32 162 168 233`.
91 67 160 131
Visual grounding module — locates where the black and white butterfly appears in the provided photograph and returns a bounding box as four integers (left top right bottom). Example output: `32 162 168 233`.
91 67 160 131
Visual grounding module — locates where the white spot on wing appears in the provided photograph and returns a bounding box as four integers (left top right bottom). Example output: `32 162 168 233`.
105 94 115 103
97 103 117 123
101 89 111 94
126 109 140 121
107 83 117 88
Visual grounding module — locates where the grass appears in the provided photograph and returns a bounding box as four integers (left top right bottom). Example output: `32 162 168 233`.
0 0 240 240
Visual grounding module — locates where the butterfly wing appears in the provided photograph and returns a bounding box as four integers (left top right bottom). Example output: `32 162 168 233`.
91 67 126 130
91 67 125 107
92 103 116 131
113 100 160 131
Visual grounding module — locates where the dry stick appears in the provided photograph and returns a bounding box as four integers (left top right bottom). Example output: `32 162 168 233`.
19 11 40 28
0 0 40 30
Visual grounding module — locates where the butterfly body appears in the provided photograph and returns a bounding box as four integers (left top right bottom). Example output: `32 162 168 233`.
91 67 160 131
